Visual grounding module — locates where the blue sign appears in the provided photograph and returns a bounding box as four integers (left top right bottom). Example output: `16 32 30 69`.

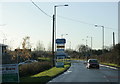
56 39 66 44
57 56 65 59
56 52 66 56
57 49 64 51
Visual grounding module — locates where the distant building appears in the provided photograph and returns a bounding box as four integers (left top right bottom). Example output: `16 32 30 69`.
0 44 8 64
0 44 8 56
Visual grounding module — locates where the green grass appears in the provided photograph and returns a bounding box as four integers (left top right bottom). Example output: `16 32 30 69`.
38 57 51 61
20 63 70 83
70 58 86 61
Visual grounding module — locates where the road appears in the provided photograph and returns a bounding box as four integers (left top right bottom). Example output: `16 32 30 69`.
48 60 119 84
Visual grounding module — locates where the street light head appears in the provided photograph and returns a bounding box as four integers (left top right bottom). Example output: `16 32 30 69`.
64 4 68 6
95 24 98 27
101 26 104 28
55 4 68 7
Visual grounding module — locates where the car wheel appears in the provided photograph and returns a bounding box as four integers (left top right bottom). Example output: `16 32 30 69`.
88 66 90 69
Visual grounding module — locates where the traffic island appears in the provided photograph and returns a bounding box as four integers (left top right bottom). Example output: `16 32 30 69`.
20 62 71 83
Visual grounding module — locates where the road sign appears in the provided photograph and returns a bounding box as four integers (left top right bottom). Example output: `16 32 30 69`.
55 62 64 68
56 56 65 59
57 49 64 51
56 39 66 44
1 64 19 83
56 52 66 56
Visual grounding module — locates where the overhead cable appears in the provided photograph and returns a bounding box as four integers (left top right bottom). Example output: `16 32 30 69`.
58 15 117 31
31 0 52 18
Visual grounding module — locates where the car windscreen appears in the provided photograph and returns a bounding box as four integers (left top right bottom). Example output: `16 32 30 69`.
89 60 98 63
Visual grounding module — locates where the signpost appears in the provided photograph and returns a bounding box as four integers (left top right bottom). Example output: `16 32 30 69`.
55 38 67 68
1 64 19 83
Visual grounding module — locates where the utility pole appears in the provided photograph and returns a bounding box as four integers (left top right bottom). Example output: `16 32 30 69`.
102 26 104 51
52 15 55 67
113 32 115 47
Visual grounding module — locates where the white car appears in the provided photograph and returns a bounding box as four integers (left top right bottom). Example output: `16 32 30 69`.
86 59 99 69
18 60 38 65
18 62 25 65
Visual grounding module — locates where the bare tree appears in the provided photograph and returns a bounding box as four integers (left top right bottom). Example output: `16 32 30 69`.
35 40 45 51
47 42 52 51
4 36 32 63
77 44 90 53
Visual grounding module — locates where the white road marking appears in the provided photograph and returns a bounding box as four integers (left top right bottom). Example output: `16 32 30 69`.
106 79 110 82
64 70 72 74
103 76 106 78
100 64 118 70
103 76 110 82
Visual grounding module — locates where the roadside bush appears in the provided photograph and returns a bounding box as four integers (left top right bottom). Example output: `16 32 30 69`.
19 62 52 77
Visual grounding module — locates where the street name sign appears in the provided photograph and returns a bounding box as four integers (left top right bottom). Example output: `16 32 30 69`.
1 64 19 83
55 62 64 68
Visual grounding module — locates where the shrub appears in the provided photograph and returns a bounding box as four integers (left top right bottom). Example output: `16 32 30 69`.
19 62 52 77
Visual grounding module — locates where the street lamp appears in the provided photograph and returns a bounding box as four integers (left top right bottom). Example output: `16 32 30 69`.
52 4 68 67
54 4 69 44
95 25 104 53
87 36 93 56
61 34 68 38
87 36 93 50
67 41 71 49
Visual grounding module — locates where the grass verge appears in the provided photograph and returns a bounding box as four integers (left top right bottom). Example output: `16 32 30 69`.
38 57 51 61
20 62 71 83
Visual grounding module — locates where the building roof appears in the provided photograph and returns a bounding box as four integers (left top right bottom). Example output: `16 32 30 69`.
0 44 8 47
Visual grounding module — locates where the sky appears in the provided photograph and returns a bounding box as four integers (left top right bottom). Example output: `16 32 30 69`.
0 0 119 50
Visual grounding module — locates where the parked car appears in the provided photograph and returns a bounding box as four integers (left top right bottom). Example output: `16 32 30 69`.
18 62 25 65
86 59 99 69
18 60 38 65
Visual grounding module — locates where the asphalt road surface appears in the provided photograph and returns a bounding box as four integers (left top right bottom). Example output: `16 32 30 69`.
48 60 119 84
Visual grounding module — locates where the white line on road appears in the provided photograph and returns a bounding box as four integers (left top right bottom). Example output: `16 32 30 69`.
100 64 118 70
64 70 72 74
104 76 110 82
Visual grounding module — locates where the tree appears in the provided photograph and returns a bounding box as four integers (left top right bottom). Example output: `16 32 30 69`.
77 44 91 53
35 41 45 51
47 42 52 51
4 36 32 63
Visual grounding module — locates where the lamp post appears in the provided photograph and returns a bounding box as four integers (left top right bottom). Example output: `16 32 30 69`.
54 4 68 43
68 41 71 49
95 25 104 53
87 36 93 50
52 4 68 67
87 36 93 56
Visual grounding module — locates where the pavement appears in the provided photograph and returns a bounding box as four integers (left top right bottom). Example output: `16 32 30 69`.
47 60 119 84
